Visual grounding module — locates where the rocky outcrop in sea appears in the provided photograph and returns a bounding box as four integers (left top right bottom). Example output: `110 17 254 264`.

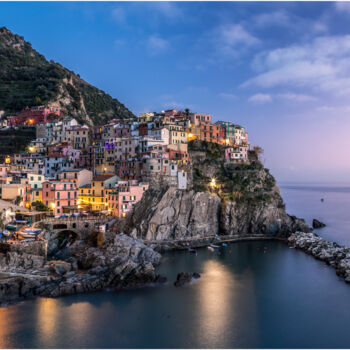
288 232 350 283
0 234 163 303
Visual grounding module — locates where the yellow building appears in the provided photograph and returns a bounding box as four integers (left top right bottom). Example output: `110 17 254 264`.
31 188 42 202
78 174 118 212
166 125 188 144
188 124 200 141
138 113 154 123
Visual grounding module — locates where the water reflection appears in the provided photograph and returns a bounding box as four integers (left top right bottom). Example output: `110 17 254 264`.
196 259 233 346
36 298 59 346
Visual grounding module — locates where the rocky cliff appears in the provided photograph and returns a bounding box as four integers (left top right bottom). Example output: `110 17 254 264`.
0 234 162 303
123 141 310 247
0 27 135 125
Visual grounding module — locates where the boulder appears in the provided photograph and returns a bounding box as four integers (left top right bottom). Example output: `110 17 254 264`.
313 219 326 229
49 261 71 275
174 272 201 287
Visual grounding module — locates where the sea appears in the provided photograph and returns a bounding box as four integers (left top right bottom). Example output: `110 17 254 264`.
1 183 350 348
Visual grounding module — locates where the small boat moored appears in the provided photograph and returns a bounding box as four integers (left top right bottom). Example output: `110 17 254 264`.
210 244 220 249
207 246 215 252
188 248 197 254
222 242 227 247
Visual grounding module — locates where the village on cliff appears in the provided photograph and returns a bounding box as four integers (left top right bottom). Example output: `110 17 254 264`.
0 105 249 239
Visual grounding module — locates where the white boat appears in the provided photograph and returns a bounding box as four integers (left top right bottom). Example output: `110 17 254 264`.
210 244 220 249
2 230 11 237
208 246 215 252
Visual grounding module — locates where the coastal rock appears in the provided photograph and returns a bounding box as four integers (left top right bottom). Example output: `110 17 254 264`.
124 188 221 241
288 232 350 284
123 186 310 247
312 219 326 229
0 233 163 303
174 272 201 287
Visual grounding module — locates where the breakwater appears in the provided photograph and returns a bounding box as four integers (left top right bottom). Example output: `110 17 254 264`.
288 231 350 283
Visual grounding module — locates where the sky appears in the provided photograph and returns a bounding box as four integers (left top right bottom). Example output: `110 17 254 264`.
0 1 350 183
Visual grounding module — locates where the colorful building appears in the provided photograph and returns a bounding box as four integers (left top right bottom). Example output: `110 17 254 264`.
42 181 78 217
107 180 149 218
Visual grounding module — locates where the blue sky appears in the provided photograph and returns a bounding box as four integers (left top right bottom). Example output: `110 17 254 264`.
1 1 350 183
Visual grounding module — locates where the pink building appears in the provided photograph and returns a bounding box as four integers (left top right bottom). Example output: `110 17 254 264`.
42 181 78 217
224 145 249 164
190 113 212 126
107 181 149 218
8 106 61 126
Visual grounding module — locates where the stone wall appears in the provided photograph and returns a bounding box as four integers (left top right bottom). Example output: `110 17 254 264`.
0 240 47 259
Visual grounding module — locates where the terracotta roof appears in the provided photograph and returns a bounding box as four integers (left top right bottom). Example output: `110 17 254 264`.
93 174 116 181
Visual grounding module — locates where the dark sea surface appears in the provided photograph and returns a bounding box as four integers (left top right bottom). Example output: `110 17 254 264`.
1 183 350 348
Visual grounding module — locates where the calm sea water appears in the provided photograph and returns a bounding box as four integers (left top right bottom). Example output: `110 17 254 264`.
1 184 350 348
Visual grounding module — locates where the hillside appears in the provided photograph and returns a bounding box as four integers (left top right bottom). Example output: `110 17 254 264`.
0 27 135 125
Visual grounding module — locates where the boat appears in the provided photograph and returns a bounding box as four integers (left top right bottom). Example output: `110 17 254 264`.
188 248 197 254
5 224 17 231
2 230 11 237
207 246 215 252
17 228 41 239
18 232 37 239
321 198 324 202
222 242 227 247
210 244 220 249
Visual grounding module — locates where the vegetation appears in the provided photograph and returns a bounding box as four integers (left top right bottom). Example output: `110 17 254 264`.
31 201 49 211
0 27 135 125
15 196 22 205
190 141 275 204
0 126 36 154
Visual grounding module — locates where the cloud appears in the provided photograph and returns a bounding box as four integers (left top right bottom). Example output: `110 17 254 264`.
197 24 260 61
248 93 272 103
218 92 237 100
253 11 290 28
111 7 126 24
335 2 350 14
147 35 169 54
277 93 318 102
148 2 184 19
219 24 260 48
249 9 327 35
243 35 350 95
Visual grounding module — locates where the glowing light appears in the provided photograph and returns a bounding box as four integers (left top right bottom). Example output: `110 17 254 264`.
122 212 126 218
51 203 56 209
210 178 216 188
28 146 35 153
5 156 10 164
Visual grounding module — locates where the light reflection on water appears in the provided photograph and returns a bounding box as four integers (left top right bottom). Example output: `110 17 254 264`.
196 260 234 346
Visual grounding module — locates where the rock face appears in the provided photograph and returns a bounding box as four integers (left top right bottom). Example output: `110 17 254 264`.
123 178 310 246
288 232 350 283
0 234 163 303
312 219 326 229
126 188 221 241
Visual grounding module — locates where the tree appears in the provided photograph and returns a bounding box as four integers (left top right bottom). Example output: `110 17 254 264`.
33 95 42 105
31 201 49 211
15 196 22 205
252 146 264 159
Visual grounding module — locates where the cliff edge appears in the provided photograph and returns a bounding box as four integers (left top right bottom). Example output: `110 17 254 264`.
122 141 310 247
